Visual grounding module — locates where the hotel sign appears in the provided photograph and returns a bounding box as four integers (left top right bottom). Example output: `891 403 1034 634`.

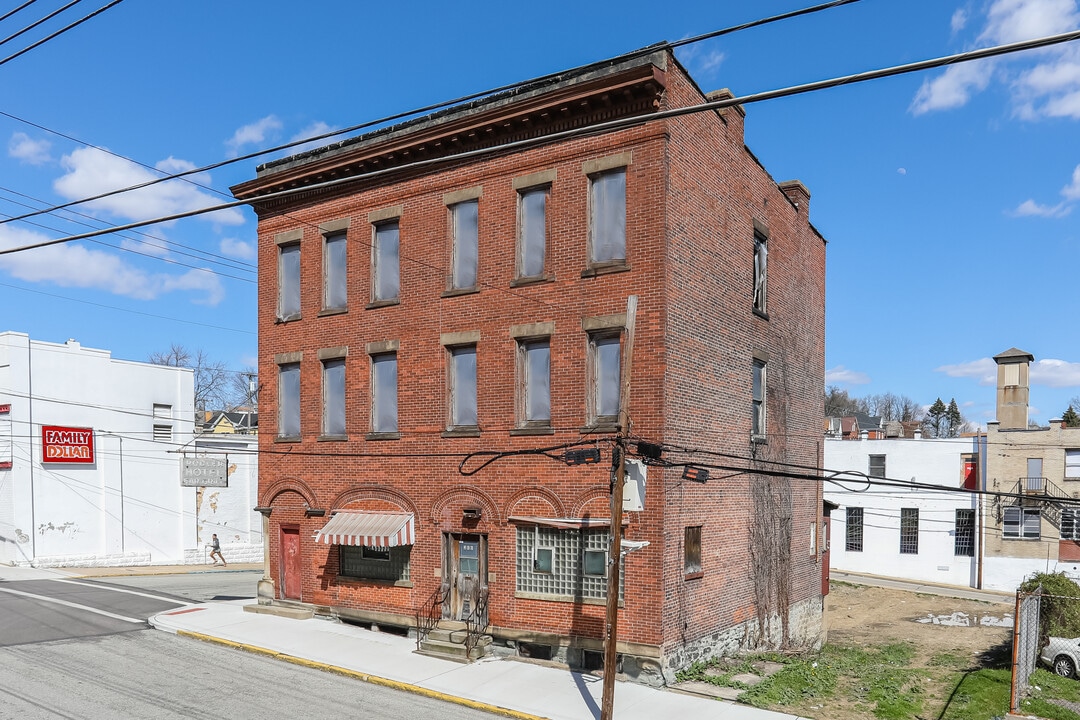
41 425 95 464
182 455 228 487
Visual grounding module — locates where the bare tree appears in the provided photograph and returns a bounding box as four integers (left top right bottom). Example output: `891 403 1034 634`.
148 344 235 412
229 366 259 410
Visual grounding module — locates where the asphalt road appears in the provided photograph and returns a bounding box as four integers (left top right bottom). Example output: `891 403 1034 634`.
0 571 497 719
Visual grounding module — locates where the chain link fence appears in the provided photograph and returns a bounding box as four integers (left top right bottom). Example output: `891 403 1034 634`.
1011 586 1042 713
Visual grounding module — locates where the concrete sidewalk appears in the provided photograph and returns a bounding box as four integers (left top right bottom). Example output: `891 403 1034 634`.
148 598 808 720
830 571 1015 605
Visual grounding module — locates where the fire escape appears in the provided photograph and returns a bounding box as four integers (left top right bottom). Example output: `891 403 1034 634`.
1016 476 1075 530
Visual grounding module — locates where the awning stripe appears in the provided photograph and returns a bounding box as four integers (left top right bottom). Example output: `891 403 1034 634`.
313 511 415 547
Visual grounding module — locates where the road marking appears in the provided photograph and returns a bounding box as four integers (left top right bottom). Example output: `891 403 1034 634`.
163 607 206 616
52 578 190 606
0 586 145 623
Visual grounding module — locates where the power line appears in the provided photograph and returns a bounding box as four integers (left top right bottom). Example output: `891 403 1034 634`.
0 0 863 230
6 26 1079 262
0 0 43 25
0 0 82 49
0 0 125 68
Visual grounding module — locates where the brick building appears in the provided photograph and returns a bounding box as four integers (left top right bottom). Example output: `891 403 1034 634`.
232 47 827 683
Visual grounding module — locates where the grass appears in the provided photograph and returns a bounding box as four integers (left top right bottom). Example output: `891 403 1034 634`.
676 644 1080 720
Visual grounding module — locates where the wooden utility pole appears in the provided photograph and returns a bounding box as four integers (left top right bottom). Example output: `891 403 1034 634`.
600 295 637 720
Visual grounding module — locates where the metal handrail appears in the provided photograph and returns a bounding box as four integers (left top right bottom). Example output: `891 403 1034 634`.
415 582 448 650
463 585 490 660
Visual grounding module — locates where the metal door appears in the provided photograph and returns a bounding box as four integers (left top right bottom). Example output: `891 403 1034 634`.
280 526 302 600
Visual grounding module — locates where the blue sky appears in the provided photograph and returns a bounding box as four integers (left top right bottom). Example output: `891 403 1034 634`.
0 0 1078 425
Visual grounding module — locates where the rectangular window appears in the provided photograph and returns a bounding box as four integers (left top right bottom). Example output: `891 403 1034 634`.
684 526 702 577
278 362 300 438
448 345 478 429
1003 506 1041 539
519 339 551 425
451 200 479 290
1063 509 1080 540
153 424 172 442
515 526 622 600
1067 450 1080 479
899 508 919 554
323 231 347 311
373 221 400 302
752 359 766 439
322 358 346 437
339 545 410 582
589 169 626 264
869 454 886 479
845 507 863 552
589 333 621 426
371 354 398 434
517 187 547 279
955 509 976 556
278 243 301 320
753 230 768 313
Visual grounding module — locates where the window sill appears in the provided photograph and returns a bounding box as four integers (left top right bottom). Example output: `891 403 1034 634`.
510 275 552 288
275 314 302 324
318 307 348 317
336 575 413 588
365 432 401 441
366 299 400 310
442 427 481 438
317 434 348 442
274 436 301 443
752 308 769 321
1002 536 1042 541
684 571 704 581
751 435 768 445
581 261 629 278
514 591 622 607
441 287 480 299
580 422 620 434
510 426 555 436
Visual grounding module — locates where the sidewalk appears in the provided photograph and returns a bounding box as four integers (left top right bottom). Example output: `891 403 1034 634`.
830 571 1015 605
3 562 805 719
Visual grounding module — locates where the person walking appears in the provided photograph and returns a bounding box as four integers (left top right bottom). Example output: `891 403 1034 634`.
209 533 227 566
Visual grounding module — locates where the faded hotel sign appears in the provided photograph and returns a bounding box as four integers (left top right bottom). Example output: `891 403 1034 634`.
182 455 228 487
41 425 95 464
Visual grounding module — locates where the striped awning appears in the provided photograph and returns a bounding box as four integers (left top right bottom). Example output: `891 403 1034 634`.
313 511 415 548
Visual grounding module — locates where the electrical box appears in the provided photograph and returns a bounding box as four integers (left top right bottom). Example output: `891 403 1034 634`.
624 458 646 512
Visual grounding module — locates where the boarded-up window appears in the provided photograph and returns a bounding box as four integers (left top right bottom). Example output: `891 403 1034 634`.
278 243 301 319
278 362 300 438
521 339 550 424
373 221 400 302
589 334 620 424
371 354 398 433
684 526 702 577
451 201 479 289
589 169 626 263
449 345 478 428
518 188 547 278
323 231 347 310
322 358 346 436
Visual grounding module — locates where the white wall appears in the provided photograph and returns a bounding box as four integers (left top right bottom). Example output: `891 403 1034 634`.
825 437 981 588
0 332 262 567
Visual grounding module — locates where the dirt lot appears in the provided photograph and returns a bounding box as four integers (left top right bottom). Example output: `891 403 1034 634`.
826 582 1015 667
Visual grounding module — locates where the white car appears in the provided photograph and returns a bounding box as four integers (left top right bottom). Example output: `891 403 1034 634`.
1041 637 1080 678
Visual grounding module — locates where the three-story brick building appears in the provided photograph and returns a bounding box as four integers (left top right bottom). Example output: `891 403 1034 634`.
232 46 827 683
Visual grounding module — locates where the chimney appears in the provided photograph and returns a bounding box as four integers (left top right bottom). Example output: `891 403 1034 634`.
778 180 810 216
705 88 744 146
993 348 1034 430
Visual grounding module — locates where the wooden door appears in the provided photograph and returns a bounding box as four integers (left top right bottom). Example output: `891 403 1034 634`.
446 534 484 620
280 526 301 600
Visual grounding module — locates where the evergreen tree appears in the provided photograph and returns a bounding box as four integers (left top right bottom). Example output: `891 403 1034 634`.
1064 406 1080 428
923 398 947 438
945 398 963 438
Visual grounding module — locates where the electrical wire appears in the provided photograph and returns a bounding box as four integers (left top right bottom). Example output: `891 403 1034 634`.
0 0 82 49
0 0 42 25
0 0 125 68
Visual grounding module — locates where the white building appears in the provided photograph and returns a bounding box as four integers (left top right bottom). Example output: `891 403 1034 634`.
0 332 262 567
825 436 983 588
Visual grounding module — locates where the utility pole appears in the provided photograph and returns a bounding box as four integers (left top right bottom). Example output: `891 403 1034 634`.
600 294 637 720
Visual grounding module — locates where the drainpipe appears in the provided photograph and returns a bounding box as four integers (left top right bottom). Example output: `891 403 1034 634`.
26 338 36 564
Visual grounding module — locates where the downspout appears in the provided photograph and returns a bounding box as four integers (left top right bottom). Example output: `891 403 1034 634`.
26 338 36 564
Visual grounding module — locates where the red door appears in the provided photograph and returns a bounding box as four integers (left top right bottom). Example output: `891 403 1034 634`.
280 527 301 600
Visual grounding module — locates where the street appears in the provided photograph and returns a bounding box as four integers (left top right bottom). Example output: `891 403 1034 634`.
0 570 498 719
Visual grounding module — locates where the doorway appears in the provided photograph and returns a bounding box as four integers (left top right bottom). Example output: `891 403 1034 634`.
280 526 301 600
443 533 486 621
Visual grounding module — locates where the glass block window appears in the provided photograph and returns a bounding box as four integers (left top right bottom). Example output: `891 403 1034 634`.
1063 509 1080 541
845 507 863 552
955 509 976 556
340 545 410 582
899 508 919 554
515 526 622 600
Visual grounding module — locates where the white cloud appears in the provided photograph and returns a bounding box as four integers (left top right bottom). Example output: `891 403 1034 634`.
952 8 969 33
0 224 224 304
1011 198 1072 216
980 0 1080 45
910 60 995 115
226 115 282 156
897 167 907 175
936 357 998 384
825 365 871 385
8 132 51 165
1031 358 1080 386
284 121 337 156
219 237 255 260
1063 164 1080 198
53 147 244 226
675 44 726 79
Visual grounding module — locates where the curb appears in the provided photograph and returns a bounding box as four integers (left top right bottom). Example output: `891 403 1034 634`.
175 629 550 720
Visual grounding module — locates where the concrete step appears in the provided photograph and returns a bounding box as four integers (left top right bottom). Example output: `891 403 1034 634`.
243 603 314 620
418 636 490 662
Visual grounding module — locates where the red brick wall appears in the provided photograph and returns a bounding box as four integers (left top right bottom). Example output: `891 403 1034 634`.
254 50 825 657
